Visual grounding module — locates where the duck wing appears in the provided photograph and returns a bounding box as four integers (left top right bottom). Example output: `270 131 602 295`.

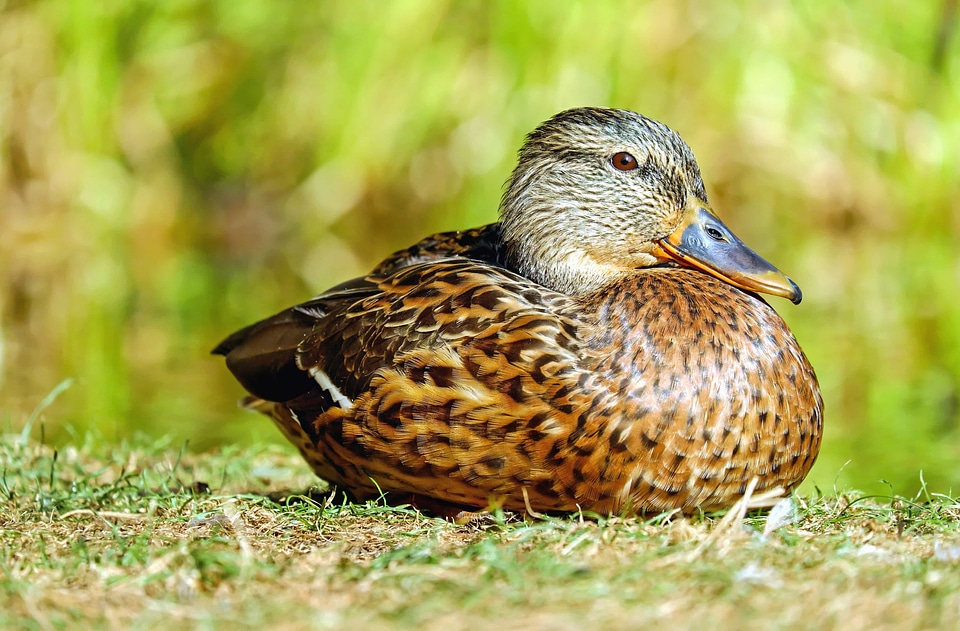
211 277 381 403
213 257 585 422
214 222 505 403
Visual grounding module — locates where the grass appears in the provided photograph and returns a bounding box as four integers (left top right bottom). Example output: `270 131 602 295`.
1 0 959 496
2 430 959 630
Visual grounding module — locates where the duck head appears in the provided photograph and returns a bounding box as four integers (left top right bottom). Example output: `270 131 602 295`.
500 107 801 304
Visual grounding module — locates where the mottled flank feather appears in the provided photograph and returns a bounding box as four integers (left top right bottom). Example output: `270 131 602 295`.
214 107 822 516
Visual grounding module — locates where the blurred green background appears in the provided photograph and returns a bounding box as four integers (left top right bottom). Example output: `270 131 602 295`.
1 0 958 497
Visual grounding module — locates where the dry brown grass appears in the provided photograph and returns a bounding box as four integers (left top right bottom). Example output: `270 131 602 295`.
2 435 959 630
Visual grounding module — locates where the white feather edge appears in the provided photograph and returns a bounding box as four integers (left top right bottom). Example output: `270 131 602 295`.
308 366 354 410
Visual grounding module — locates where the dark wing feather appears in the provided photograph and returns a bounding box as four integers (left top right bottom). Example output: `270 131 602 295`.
370 223 504 276
213 308 316 402
212 276 381 403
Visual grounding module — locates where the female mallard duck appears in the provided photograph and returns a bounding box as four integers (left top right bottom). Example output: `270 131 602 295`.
214 107 822 516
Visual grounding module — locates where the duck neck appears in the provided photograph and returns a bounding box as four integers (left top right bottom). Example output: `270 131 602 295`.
504 244 634 297
500 193 649 296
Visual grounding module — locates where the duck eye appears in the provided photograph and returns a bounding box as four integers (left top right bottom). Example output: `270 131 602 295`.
611 152 638 171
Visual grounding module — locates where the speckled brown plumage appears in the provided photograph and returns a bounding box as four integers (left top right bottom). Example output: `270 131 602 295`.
214 107 823 516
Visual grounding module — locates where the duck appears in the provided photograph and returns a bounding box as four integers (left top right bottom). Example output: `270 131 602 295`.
213 107 822 516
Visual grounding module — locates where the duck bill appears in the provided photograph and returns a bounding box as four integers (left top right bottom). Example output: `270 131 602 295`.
654 206 802 304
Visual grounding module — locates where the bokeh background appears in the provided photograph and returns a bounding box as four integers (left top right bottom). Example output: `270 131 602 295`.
1 0 958 497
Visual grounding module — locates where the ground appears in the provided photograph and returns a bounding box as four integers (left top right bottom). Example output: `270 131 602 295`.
1 433 958 630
